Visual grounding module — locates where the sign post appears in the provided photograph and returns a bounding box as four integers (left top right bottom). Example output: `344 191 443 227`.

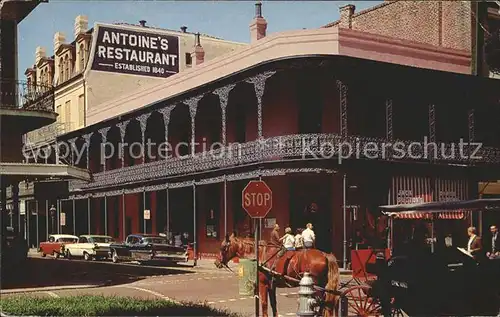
242 180 273 317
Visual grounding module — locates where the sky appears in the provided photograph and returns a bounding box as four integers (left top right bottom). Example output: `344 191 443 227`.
17 1 381 77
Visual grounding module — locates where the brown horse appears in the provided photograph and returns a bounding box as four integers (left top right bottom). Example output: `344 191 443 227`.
215 233 339 317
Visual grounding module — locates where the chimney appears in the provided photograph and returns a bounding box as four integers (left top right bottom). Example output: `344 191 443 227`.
74 15 88 37
180 26 188 33
191 32 205 65
339 4 355 28
139 20 147 27
35 46 46 65
249 1 267 43
54 32 66 53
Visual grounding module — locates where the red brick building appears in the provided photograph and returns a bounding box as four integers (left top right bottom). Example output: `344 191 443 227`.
324 1 500 76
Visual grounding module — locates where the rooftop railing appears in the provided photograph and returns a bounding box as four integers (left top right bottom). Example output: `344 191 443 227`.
0 79 55 112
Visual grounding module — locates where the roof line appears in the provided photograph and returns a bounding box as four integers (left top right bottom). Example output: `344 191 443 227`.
322 1 395 28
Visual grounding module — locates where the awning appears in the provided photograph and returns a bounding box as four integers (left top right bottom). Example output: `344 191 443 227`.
391 211 468 220
381 199 500 218
388 176 470 220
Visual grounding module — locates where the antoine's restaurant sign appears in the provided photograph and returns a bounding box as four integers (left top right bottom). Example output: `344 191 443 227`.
90 24 180 78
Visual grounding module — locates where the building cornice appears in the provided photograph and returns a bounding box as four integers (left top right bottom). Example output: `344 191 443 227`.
54 73 83 95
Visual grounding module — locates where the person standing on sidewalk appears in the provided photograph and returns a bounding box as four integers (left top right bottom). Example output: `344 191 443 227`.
270 224 281 247
302 223 315 249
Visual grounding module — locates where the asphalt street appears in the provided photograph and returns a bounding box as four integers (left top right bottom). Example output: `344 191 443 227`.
2 255 355 317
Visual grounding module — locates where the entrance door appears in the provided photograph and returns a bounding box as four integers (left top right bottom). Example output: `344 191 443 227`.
289 175 332 252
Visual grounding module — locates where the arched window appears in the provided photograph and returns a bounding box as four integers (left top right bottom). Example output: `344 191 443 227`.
65 55 70 80
59 58 64 84
79 44 85 71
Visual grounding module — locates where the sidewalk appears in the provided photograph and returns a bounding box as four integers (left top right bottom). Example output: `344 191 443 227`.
190 259 352 275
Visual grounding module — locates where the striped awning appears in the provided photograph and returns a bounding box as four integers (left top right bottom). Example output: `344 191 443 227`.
389 176 469 220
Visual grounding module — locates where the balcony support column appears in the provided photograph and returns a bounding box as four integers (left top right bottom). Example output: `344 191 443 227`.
213 84 236 146
83 133 93 170
117 121 129 167
87 196 91 234
72 198 76 235
137 114 152 164
245 71 275 139
68 138 77 165
12 184 19 234
336 80 348 138
98 127 111 171
185 96 203 155
158 106 175 154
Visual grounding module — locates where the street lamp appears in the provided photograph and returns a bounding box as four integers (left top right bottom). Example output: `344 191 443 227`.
49 205 56 233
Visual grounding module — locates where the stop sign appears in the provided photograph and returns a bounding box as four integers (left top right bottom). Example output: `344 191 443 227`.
242 180 273 218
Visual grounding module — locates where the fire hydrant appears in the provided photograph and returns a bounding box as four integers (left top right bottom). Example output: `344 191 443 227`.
296 272 317 317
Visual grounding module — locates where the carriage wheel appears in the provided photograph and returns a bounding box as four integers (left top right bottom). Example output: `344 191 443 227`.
336 285 382 317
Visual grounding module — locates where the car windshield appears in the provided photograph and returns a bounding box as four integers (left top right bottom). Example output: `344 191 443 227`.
143 237 168 244
91 237 114 243
59 238 77 243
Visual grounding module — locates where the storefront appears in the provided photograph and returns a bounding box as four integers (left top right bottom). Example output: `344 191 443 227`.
389 175 471 251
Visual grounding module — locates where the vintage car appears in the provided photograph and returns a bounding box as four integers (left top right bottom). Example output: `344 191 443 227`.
109 234 188 264
65 235 115 261
39 234 78 258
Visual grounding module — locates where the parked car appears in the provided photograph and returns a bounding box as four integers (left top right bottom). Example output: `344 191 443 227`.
39 234 78 259
109 234 188 264
65 235 114 261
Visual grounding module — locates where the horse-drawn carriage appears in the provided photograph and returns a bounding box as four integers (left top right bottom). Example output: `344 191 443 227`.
337 198 500 317
216 198 500 317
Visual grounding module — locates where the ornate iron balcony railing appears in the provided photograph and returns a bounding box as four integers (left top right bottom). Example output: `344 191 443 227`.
69 134 500 192
24 121 72 146
0 79 55 112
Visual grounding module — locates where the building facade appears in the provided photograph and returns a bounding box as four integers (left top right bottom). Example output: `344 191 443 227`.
1 0 90 247
324 0 500 78
13 2 500 262
24 16 247 153
46 4 500 262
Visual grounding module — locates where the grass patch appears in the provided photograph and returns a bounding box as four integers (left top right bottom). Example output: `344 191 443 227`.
0 295 238 316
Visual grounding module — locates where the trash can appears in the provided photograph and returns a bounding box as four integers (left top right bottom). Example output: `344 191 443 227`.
238 258 257 296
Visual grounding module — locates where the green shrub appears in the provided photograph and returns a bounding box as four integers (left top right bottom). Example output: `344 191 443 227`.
0 295 238 316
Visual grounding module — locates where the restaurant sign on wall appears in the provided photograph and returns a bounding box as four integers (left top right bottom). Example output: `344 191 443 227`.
90 24 180 78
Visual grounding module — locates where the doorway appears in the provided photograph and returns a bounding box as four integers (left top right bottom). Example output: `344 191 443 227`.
289 175 332 252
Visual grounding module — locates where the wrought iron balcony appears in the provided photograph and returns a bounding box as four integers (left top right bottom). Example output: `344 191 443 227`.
0 79 55 112
69 134 500 193
24 122 72 146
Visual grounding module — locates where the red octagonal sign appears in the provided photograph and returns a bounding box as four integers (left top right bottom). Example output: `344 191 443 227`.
242 180 273 218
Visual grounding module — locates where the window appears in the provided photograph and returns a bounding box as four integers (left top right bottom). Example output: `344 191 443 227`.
78 94 85 127
64 100 71 129
91 237 114 243
79 44 85 71
59 58 64 84
78 237 88 243
185 53 192 66
65 55 69 80
56 105 62 122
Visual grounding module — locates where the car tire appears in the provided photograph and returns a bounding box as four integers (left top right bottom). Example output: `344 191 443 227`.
112 250 119 263
41 252 46 257
83 252 91 261
54 252 60 259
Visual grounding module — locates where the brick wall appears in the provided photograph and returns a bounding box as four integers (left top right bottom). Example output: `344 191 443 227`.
329 1 472 52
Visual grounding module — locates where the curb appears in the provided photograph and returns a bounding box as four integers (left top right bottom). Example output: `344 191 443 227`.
0 283 107 295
